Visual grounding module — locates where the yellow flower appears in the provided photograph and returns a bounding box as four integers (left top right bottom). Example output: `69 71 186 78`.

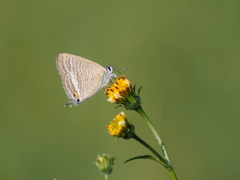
105 75 131 103
106 112 135 139
105 75 141 110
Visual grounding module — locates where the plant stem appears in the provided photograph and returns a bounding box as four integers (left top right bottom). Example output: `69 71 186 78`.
135 106 177 180
132 134 169 168
104 174 108 180
135 106 170 161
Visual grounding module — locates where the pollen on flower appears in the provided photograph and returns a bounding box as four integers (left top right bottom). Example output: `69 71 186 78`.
105 75 131 103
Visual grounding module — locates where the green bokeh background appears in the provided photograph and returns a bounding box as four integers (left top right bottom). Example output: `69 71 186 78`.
1 0 239 179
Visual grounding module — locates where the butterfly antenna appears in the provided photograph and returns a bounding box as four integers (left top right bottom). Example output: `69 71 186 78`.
112 66 127 75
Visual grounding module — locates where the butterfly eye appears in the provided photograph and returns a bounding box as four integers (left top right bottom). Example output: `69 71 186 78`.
106 66 113 72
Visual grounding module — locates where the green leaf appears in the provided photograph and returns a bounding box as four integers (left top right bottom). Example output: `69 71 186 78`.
124 155 162 164
137 86 142 95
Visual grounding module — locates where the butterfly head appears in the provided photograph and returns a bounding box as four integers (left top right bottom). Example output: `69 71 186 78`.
105 65 117 78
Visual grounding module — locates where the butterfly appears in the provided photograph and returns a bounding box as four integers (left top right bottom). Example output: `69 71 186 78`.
56 53 114 106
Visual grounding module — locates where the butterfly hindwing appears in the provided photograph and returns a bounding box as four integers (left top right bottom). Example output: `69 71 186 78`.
62 68 105 102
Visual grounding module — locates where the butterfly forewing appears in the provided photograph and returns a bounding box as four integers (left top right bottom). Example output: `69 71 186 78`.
56 53 104 77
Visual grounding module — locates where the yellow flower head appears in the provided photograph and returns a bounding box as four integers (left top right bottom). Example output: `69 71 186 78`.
105 75 131 103
106 112 135 139
105 75 141 110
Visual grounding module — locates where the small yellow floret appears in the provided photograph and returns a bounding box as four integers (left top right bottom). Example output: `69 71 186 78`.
106 112 127 137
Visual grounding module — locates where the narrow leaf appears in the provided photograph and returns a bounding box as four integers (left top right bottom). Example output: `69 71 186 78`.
138 86 142 95
124 155 162 164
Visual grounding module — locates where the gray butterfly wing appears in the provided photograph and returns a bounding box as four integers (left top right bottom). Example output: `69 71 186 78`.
56 53 112 105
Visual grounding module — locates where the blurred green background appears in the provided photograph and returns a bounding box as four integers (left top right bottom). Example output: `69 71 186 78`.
1 0 240 179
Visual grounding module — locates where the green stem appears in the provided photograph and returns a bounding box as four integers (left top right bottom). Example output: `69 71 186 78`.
132 134 169 168
104 174 108 180
135 106 170 161
168 168 177 180
135 106 177 180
